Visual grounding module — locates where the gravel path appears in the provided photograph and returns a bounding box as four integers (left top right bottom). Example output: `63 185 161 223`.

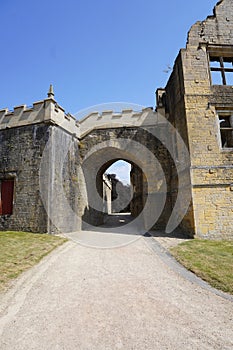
0 236 232 350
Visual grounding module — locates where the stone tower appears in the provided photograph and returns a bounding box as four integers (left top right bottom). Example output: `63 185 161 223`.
163 0 233 238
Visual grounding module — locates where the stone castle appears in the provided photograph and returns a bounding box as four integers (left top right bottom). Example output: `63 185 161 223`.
0 0 232 239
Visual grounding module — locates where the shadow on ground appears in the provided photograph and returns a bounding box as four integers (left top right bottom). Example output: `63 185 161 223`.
64 213 191 249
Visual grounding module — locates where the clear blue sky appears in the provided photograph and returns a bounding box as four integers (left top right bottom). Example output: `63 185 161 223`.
107 160 131 185
1 0 217 114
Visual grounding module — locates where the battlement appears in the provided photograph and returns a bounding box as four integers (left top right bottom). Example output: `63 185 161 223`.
0 89 79 137
78 107 160 137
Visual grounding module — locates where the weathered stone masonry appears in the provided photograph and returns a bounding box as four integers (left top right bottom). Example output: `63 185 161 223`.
164 0 233 238
0 0 232 238
0 89 81 233
0 124 49 232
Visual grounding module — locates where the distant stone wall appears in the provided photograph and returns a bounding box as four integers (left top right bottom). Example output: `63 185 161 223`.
103 174 112 214
106 174 131 213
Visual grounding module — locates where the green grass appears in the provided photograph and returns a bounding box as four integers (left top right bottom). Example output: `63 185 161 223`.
0 231 67 291
170 239 233 295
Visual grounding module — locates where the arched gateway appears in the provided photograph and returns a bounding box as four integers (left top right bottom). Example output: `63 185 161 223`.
1 0 233 239
0 89 192 236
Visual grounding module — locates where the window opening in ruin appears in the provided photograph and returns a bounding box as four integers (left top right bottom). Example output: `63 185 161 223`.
0 179 14 215
218 113 233 149
210 56 233 85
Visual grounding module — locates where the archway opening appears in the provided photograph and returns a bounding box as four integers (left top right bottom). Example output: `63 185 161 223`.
81 144 150 231
104 160 131 215
96 159 147 227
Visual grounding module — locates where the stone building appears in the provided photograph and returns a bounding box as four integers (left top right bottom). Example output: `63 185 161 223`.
163 0 233 238
0 0 232 238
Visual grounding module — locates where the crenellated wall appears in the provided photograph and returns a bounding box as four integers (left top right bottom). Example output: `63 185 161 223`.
0 93 82 233
0 0 232 238
78 107 157 138
0 97 79 137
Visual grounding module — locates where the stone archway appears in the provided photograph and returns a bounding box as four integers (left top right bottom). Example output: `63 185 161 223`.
97 158 146 219
80 138 167 233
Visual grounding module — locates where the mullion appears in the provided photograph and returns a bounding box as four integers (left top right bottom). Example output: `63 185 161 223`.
219 56 226 85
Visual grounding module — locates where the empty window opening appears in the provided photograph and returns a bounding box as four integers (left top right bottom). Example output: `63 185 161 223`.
0 179 14 215
218 113 233 148
210 56 233 85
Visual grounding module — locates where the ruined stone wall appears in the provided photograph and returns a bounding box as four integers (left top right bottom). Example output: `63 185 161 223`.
1 1 232 239
165 54 195 236
166 0 233 238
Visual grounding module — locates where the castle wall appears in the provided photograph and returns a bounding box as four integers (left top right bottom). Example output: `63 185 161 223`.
40 126 82 234
79 125 173 231
1 1 232 238
0 93 81 234
165 54 195 236
0 124 49 232
0 123 82 233
166 0 233 238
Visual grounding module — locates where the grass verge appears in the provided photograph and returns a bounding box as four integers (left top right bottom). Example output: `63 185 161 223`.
0 231 67 292
170 239 233 295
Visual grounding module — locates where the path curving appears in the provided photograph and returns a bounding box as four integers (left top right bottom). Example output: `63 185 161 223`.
0 235 232 350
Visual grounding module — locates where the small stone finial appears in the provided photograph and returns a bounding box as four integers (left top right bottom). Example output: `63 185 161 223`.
47 84 55 98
